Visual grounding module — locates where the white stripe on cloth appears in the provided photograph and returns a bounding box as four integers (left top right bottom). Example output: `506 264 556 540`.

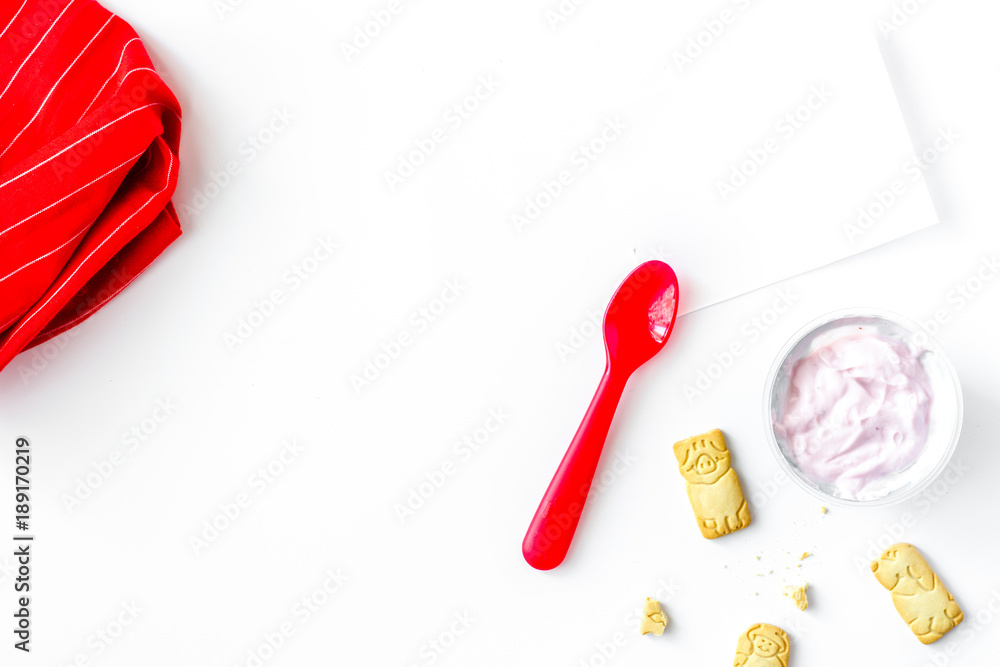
76 36 140 122
0 0 76 103
0 0 30 41
0 147 146 237
0 226 87 283
2 150 175 346
0 101 180 191
41 276 130 339
0 15 114 160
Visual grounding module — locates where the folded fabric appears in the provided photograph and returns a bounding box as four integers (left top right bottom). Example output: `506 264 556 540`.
0 0 181 374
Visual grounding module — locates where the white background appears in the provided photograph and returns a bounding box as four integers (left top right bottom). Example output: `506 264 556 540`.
1 0 999 665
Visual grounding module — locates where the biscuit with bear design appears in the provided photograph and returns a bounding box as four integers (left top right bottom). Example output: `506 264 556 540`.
734 623 790 667
870 542 963 644
672 429 750 539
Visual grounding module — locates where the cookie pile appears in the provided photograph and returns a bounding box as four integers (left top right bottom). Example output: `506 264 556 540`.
640 428 964 662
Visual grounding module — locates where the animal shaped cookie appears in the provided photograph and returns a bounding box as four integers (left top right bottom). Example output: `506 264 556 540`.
672 429 750 538
733 623 790 667
870 542 963 644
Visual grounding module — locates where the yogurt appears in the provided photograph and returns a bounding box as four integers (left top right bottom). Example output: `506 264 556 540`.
648 285 677 343
774 330 933 499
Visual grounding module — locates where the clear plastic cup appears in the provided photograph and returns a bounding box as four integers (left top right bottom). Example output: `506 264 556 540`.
763 309 963 507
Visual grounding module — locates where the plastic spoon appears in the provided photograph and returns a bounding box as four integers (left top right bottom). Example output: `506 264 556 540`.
522 261 680 570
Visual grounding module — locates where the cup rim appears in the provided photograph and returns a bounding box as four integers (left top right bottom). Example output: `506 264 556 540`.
762 307 964 508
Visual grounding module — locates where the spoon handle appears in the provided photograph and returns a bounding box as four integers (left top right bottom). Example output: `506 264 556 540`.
523 366 627 570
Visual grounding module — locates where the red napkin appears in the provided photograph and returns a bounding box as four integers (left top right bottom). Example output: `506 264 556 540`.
0 0 181 374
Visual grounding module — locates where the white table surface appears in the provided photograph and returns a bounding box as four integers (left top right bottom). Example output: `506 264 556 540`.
2 0 999 664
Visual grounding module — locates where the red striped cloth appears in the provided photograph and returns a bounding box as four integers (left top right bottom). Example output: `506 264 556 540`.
0 0 181 374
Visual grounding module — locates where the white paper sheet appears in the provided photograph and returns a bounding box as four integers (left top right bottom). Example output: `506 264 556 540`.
614 1 942 313
328 0 939 317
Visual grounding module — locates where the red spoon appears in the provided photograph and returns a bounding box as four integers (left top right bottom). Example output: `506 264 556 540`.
522 261 679 570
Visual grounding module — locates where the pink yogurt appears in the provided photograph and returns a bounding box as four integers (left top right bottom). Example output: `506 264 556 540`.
648 285 676 343
775 331 933 498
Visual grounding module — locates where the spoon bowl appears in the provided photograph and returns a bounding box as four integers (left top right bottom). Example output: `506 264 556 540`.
605 261 679 373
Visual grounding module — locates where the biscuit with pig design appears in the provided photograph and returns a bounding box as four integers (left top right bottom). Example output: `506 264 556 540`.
673 429 750 539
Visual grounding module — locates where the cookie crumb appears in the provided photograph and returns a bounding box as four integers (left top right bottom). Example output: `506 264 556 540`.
783 583 809 611
640 598 668 636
